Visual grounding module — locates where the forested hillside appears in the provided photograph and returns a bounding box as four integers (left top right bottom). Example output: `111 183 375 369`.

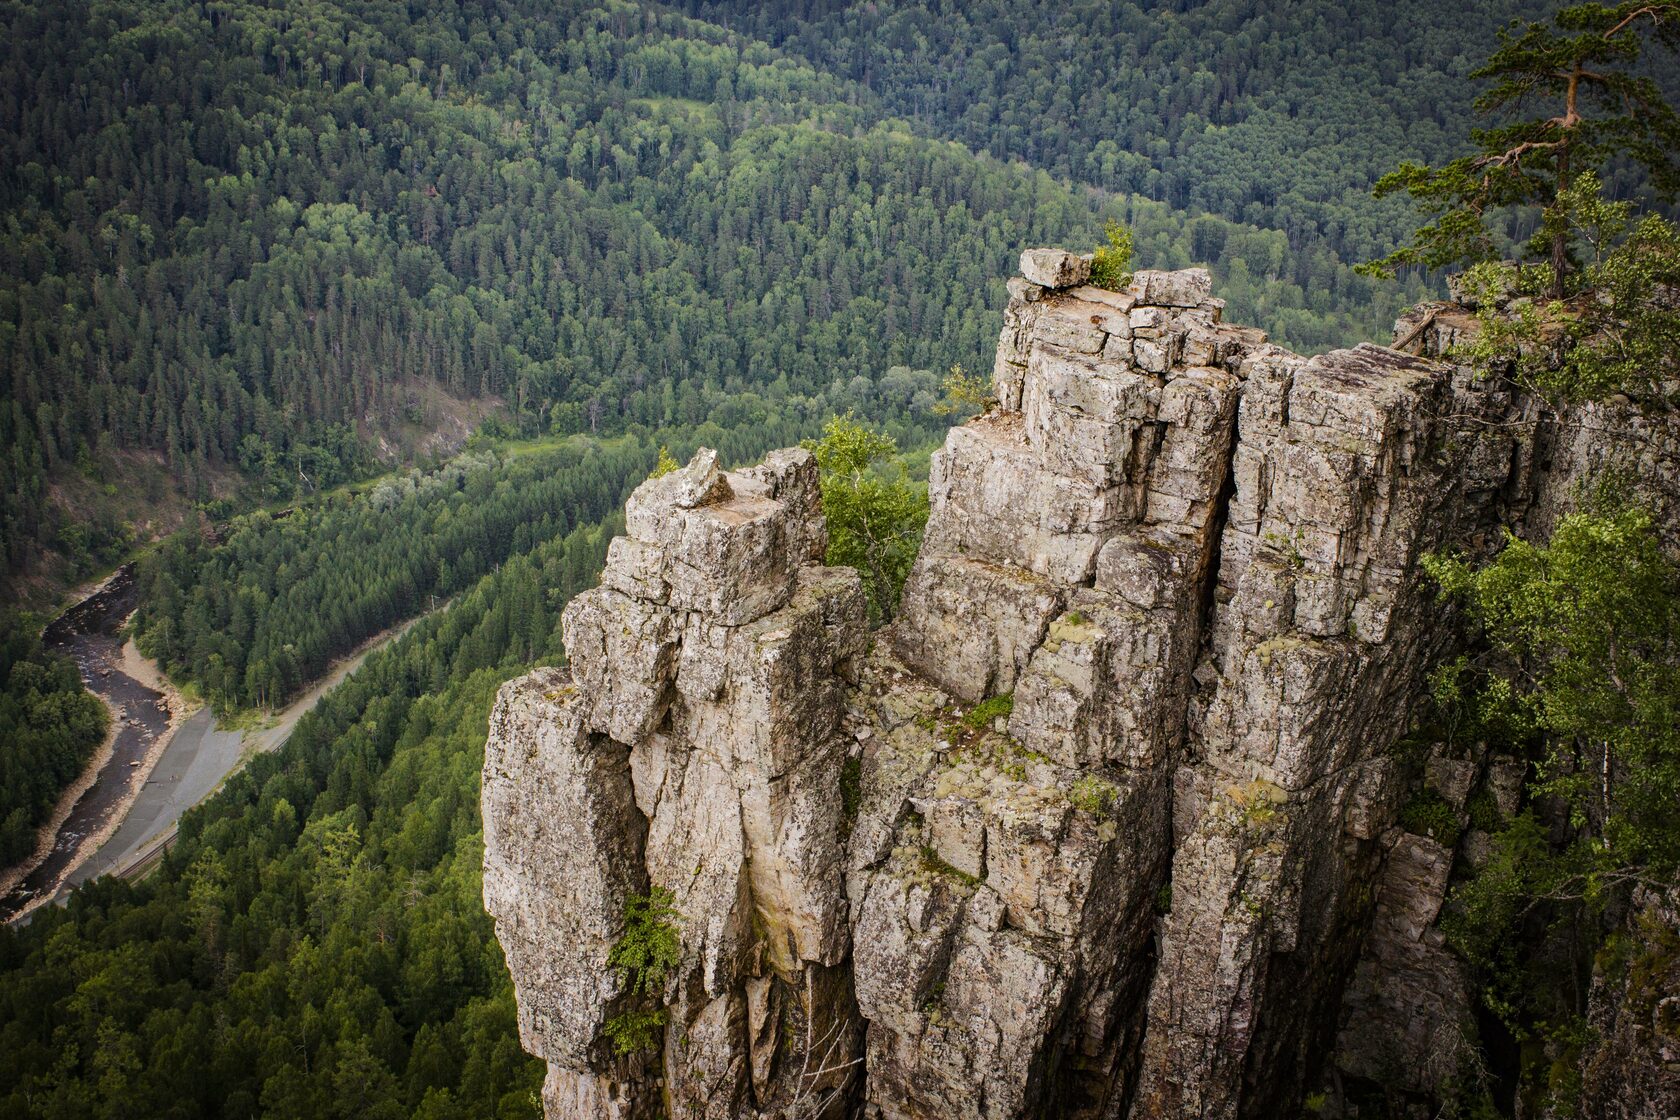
3 0 1444 866
4 0 1678 1116
133 440 650 710
0 0 1439 598
682 0 1557 263
0 624 108 866
0 529 603 1119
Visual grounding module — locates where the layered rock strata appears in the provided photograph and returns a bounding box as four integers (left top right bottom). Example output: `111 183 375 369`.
1127 334 1527 1118
485 249 1666 1119
867 256 1250 1119
484 447 869 1118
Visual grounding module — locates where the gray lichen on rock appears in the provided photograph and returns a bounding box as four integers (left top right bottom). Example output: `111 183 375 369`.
483 249 1680 1119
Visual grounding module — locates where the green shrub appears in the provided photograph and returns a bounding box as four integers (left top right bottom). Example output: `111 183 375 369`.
803 414 930 625
1089 221 1135 290
609 888 681 995
840 755 863 836
962 693 1014 730
935 364 994 417
1400 789 1463 848
603 1008 667 1056
649 445 681 478
604 887 682 1054
1466 787 1504 833
1069 775 1120 816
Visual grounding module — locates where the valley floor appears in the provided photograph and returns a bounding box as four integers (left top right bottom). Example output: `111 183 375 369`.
64 619 415 894
2 603 422 924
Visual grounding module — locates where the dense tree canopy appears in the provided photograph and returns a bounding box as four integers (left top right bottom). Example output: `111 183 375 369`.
132 438 651 710
0 513 624 1119
0 0 1437 596
1419 500 1680 1114
681 0 1566 265
1364 1 1680 286
0 618 109 866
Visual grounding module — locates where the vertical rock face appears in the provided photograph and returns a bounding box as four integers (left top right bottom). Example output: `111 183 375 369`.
1129 338 1516 1119
484 447 869 1118
485 252 1673 1119
862 263 1252 1120
1332 834 1472 1096
1578 886 1680 1119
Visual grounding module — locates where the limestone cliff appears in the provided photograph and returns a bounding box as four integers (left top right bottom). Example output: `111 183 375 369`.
483 250 1678 1119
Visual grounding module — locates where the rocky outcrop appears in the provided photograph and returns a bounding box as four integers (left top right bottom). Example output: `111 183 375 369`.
1127 333 1528 1118
865 254 1253 1120
1331 833 1473 1098
1579 886 1680 1120
485 250 1673 1119
484 447 869 1118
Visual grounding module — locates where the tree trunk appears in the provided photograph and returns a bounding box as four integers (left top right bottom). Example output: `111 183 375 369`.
1551 146 1572 299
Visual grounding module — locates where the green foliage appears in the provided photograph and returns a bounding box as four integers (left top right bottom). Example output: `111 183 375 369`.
0 615 109 865
1426 501 1680 1088
686 0 1564 274
132 439 653 711
603 888 680 1056
1450 175 1680 405
840 755 863 837
1068 775 1120 817
1233 779 1287 830
0 0 1478 596
961 693 1014 731
1442 812 1594 1021
1088 221 1136 290
1425 503 1680 873
933 365 994 418
1363 2 1680 286
1562 211 1680 401
803 415 930 625
1399 789 1465 848
649 446 682 479
1467 787 1506 834
608 889 682 999
0 516 630 1117
601 1009 668 1058
1452 257 1560 372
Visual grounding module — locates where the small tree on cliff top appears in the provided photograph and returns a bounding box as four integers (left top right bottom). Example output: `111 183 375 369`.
1363 2 1680 295
803 414 929 626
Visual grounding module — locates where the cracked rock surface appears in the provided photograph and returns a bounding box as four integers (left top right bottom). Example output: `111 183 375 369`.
485 251 1679 1119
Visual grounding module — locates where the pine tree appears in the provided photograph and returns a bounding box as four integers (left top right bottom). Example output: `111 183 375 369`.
1364 2 1680 294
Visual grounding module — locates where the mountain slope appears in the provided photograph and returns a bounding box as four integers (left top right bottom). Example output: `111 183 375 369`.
681 0 1556 263
1 0 1431 598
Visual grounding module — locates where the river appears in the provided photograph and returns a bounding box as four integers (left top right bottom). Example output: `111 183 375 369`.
0 566 169 921
1 567 414 923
